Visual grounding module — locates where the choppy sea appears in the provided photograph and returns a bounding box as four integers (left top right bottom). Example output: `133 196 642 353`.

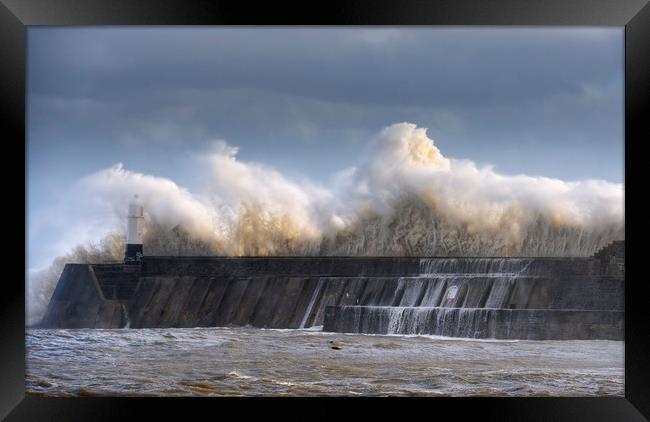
26 327 624 397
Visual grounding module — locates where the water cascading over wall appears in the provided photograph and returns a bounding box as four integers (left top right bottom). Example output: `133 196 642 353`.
40 241 624 340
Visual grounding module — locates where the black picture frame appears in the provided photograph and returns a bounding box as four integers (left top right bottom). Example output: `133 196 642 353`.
3 0 648 420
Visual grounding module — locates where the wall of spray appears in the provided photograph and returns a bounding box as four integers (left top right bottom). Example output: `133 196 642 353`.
27 123 624 325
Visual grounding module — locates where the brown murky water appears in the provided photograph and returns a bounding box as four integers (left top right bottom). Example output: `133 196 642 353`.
25 327 624 396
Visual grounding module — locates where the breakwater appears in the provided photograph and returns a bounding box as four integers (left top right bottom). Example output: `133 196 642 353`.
40 241 624 340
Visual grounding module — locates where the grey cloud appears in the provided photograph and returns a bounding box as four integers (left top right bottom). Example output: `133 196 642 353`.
27 27 623 185
29 27 622 107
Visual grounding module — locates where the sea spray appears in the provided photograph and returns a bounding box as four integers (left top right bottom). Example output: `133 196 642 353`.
28 123 624 325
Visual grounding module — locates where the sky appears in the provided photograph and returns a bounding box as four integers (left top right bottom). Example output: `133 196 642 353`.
27 27 624 271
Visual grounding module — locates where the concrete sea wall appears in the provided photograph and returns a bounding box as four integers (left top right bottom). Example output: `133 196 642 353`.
40 241 624 340
323 306 623 340
41 264 126 329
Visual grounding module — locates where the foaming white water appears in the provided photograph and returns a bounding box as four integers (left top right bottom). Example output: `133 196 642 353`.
226 371 257 381
380 333 521 343
28 123 623 324
300 325 325 332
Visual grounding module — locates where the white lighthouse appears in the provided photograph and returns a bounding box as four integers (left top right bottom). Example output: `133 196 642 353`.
124 194 144 264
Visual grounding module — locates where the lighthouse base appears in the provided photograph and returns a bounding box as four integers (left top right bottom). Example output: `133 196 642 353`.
124 244 143 264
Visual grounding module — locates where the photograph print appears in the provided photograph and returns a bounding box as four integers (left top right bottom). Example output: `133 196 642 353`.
26 27 624 397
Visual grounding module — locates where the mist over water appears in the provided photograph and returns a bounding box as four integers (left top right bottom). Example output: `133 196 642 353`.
27 123 624 325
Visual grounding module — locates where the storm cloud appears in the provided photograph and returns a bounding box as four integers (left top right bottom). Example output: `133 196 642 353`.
27 27 623 271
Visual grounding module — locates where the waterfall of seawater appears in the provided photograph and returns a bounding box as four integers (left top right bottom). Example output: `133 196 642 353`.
299 278 325 329
397 278 426 307
121 303 131 329
387 307 406 334
418 258 533 276
352 258 538 336
372 307 490 337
